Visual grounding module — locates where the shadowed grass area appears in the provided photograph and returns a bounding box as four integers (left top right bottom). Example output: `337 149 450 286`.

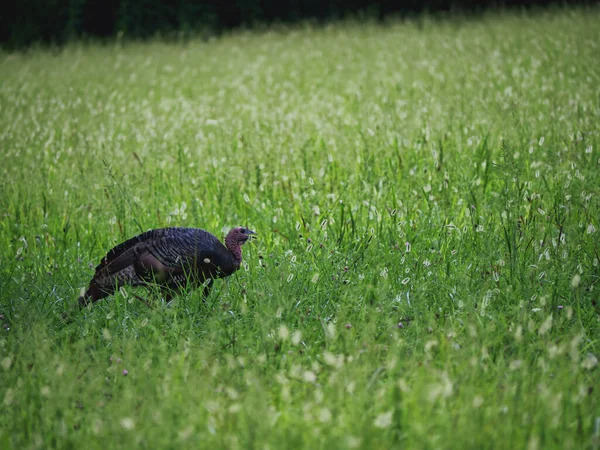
0 6 599 449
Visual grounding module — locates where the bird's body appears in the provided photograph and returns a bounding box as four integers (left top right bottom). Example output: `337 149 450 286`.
78 226 255 307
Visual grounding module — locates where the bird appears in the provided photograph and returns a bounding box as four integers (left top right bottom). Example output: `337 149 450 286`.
78 226 256 307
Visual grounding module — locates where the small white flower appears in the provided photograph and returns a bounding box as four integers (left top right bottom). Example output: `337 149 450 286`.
325 323 336 340
323 352 337 367
373 410 393 428
347 436 362 448
291 331 302 346
302 371 316 383
228 403 242 414
538 315 552 335
278 325 289 341
509 359 523 370
318 407 332 423
581 353 598 370
424 340 438 352
4 388 14 406
1 357 12 370
120 418 135 430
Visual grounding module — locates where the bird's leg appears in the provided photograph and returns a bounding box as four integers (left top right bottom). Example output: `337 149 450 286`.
160 287 176 306
132 293 154 309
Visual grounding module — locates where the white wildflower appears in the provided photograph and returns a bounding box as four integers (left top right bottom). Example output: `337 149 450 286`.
472 395 484 408
373 410 393 428
582 353 598 370
278 325 289 341
1 357 12 370
120 418 135 430
302 371 316 383
291 331 302 346
538 315 553 335
318 407 332 423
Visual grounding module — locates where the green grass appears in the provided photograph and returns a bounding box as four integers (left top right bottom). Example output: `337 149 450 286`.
1 6 599 449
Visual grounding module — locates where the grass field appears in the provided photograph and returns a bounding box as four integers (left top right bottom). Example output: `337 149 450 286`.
1 6 599 449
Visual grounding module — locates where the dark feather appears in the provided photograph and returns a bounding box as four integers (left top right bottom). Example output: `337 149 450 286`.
79 227 245 307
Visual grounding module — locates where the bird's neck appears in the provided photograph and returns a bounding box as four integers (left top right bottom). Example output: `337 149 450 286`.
225 235 243 264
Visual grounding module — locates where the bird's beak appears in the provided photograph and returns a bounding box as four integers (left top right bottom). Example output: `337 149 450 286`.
247 229 257 240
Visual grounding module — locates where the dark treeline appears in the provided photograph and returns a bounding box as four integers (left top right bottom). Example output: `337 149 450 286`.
1 0 593 49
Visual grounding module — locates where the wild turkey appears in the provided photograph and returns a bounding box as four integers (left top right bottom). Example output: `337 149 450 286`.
78 226 256 307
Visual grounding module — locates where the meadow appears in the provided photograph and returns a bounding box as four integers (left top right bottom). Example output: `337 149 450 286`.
1 6 599 449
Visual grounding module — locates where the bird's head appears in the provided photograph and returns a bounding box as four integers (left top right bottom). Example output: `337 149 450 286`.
229 227 257 245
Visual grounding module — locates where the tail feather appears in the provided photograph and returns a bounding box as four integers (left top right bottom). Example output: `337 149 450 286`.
79 264 146 307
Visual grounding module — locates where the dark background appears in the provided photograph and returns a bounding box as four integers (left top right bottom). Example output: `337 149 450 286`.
1 0 594 49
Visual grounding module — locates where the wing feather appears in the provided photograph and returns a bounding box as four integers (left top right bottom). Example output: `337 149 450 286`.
93 229 169 275
93 227 226 276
